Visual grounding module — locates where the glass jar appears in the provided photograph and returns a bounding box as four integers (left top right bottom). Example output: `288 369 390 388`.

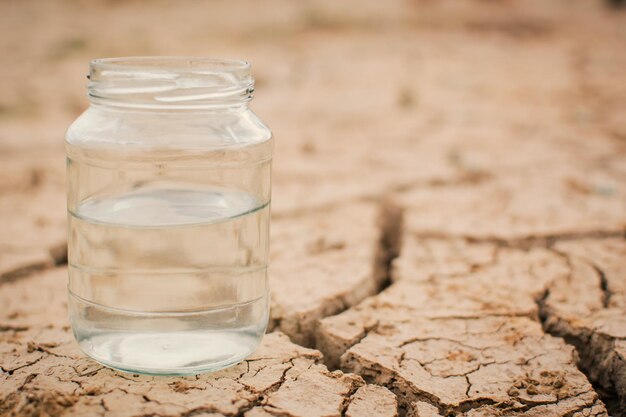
66 57 272 375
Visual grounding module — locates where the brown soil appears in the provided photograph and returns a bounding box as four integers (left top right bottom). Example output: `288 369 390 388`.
1 0 625 416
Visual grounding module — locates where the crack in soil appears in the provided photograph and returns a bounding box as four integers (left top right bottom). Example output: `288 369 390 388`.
339 380 362 417
232 359 297 417
0 242 67 286
0 324 29 332
592 264 612 308
404 229 625 251
0 261 52 285
536 251 625 417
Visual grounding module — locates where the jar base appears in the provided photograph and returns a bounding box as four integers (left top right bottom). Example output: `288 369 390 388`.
76 330 262 375
69 289 269 375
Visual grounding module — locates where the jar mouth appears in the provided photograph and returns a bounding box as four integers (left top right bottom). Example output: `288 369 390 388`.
88 57 254 109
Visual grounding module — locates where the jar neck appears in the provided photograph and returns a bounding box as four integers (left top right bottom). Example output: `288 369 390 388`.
87 57 254 110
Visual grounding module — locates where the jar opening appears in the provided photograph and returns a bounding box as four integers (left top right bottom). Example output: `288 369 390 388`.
88 57 254 109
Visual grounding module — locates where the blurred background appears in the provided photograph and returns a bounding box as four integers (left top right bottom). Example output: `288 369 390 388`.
0 0 625 275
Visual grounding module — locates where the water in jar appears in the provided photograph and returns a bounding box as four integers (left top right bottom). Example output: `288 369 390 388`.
67 142 271 375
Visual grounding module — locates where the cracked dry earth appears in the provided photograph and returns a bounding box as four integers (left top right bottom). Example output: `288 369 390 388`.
1 0 626 416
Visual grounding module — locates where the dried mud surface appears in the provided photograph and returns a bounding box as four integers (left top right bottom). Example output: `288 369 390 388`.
541 239 626 414
1 0 626 416
316 238 613 415
0 327 397 417
269 202 399 347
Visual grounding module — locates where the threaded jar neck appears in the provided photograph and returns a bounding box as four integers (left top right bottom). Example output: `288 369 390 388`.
88 57 254 110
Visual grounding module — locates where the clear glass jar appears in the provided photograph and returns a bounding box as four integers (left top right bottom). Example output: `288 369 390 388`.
66 57 272 375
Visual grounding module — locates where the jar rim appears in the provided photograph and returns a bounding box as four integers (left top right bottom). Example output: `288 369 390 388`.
88 56 254 109
90 56 251 73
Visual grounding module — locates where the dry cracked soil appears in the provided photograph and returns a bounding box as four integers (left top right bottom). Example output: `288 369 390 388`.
1 0 626 416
